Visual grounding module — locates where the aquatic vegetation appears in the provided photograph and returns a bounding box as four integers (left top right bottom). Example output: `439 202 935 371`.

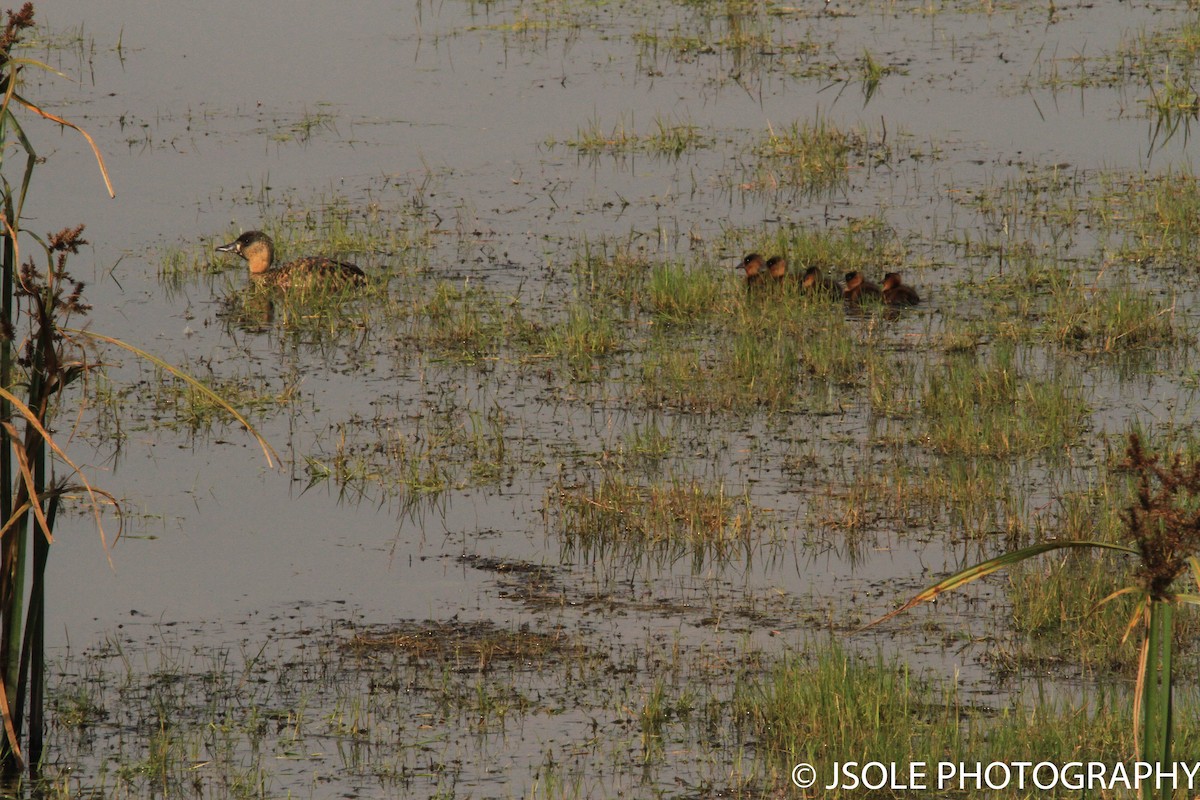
865 434 1200 789
1100 169 1200 266
35 1 1200 796
0 4 277 781
751 116 855 195
560 113 710 156
538 301 622 365
646 260 726 323
551 469 763 567
921 345 1088 457
738 640 1200 796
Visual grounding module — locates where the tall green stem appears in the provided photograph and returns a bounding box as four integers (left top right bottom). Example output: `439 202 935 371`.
1142 599 1173 800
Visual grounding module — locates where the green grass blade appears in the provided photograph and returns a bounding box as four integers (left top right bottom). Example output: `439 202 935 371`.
3 112 36 227
68 329 279 468
859 540 1139 632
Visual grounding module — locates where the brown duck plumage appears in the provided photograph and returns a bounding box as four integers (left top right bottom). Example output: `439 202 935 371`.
881 272 920 306
802 266 842 300
843 271 882 303
216 231 366 290
740 253 766 291
765 255 792 284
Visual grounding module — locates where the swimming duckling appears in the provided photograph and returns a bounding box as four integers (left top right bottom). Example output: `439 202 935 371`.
843 271 882 303
881 272 920 306
801 266 842 300
216 231 366 290
739 253 766 291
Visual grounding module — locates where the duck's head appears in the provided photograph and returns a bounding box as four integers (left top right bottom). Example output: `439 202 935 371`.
881 272 901 291
766 256 787 278
217 231 275 274
740 253 764 275
844 270 862 289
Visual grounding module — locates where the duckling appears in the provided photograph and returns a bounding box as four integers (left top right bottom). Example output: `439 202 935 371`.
843 271 882 303
881 272 920 306
801 266 842 300
216 231 366 290
765 255 792 284
739 253 766 291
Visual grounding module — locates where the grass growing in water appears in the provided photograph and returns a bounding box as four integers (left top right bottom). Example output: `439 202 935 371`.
1101 169 1200 266
560 113 708 156
1042 281 1182 353
105 369 298 433
305 401 515 507
921 345 1088 457
638 328 801 411
737 641 1199 796
646 260 726 324
569 242 654 312
538 301 622 365
552 470 761 567
750 116 862 196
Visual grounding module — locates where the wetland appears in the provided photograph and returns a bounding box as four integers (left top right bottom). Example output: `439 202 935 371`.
16 0 1200 797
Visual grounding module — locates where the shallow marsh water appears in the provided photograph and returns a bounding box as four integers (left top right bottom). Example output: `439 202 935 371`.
21 0 1200 796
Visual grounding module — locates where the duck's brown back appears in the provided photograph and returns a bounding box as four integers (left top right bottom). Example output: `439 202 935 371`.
259 256 366 290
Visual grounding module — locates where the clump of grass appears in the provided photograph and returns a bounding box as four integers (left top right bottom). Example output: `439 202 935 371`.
962 167 1086 257
561 113 708 156
776 219 896 277
859 48 893 102
552 470 759 565
726 329 801 405
1041 281 1182 352
221 271 383 338
796 314 870 386
305 402 514 506
569 242 654 312
735 643 961 786
156 244 211 289
646 261 726 323
1101 169 1200 266
991 477 1140 671
736 641 1197 795
1002 547 1145 675
265 107 337 144
158 373 297 432
1027 14 1200 93
638 329 799 411
646 115 707 155
539 302 622 365
622 421 674 466
408 280 529 362
1145 69 1200 150
751 116 857 195
640 681 666 755
632 4 813 65
867 355 918 418
921 344 1088 456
